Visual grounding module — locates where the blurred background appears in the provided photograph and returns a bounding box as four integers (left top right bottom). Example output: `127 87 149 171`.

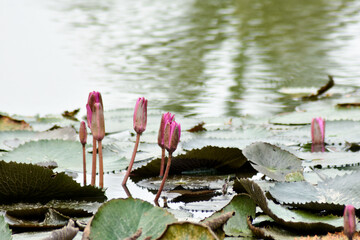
1 0 360 117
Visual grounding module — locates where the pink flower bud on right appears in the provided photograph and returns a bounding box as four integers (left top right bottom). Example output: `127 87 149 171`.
158 112 175 148
164 121 181 154
344 205 356 239
311 117 325 144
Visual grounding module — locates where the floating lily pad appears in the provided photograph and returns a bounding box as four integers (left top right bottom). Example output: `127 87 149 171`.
239 179 343 233
1 139 128 173
1 140 93 172
87 198 177 240
131 146 248 181
0 127 77 151
299 151 360 168
158 222 219 240
202 194 256 237
269 170 360 211
0 161 105 203
0 216 12 240
270 98 360 125
0 115 31 131
274 120 360 145
242 142 304 181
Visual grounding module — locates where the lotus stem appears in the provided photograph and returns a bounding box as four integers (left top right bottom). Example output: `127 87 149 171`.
82 145 86 186
91 137 97 186
155 153 172 204
122 133 141 186
159 148 165 177
98 140 104 188
122 184 132 198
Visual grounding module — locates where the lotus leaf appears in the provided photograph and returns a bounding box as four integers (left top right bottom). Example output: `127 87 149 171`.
239 178 343 233
0 161 105 203
242 142 304 181
87 198 177 240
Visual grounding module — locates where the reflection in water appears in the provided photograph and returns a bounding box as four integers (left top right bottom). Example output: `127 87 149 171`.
3 0 360 117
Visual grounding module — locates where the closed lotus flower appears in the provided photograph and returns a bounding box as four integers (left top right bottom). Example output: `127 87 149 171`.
157 112 175 177
344 205 356 240
123 97 148 186
155 120 181 204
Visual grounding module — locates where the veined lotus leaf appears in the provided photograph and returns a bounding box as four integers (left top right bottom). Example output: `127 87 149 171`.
269 170 360 211
242 142 304 181
0 115 32 131
202 194 256 237
87 198 177 240
130 146 248 182
158 222 219 240
1 139 128 173
273 120 360 146
0 127 77 151
270 98 360 125
0 216 12 240
239 178 343 233
300 151 360 168
0 161 105 203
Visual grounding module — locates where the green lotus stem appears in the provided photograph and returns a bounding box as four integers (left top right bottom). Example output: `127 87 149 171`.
98 140 104 188
82 145 86 186
91 137 97 186
155 153 172 204
159 148 165 177
122 133 140 186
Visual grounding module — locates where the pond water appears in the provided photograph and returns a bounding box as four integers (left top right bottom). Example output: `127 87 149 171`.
1 0 360 117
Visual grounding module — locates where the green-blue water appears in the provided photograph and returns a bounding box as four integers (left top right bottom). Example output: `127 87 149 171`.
1 0 360 117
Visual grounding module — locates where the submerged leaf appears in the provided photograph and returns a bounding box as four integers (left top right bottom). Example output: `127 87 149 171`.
239 178 343 233
87 198 177 240
0 161 105 203
243 142 304 181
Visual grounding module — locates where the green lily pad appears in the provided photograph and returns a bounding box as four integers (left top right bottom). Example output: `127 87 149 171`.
158 222 219 240
270 98 360 125
0 127 77 151
202 194 256 237
0 161 105 203
242 142 304 181
269 170 360 211
131 146 248 181
273 120 360 145
1 139 128 173
239 178 343 233
87 198 177 240
0 216 12 240
299 151 360 168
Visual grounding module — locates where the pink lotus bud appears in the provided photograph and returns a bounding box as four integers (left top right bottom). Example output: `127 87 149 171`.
133 97 147 134
158 112 175 148
86 91 103 129
344 205 356 239
164 121 181 154
79 121 87 145
311 117 325 144
91 103 105 141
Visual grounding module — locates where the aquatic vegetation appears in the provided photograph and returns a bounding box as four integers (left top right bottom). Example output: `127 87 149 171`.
154 120 181 204
157 112 175 177
86 91 105 187
122 97 148 186
79 121 87 185
343 205 356 240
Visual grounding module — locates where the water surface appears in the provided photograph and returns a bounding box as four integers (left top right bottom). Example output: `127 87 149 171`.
1 0 360 117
